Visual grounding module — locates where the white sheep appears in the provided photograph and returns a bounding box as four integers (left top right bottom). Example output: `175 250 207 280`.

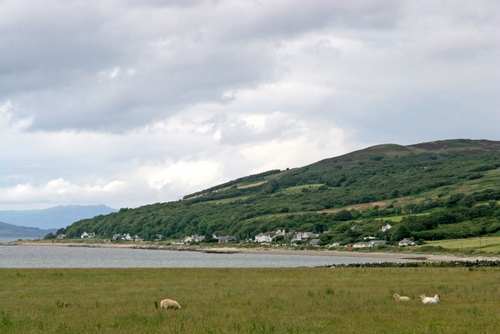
419 294 439 304
393 294 411 301
160 299 182 309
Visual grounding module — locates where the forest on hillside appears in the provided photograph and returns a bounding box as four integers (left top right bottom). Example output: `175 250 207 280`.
59 141 500 244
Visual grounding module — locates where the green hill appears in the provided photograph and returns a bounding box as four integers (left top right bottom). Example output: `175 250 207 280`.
61 139 500 244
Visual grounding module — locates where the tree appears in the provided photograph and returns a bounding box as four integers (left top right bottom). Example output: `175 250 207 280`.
390 224 410 241
263 180 279 194
446 193 465 207
458 195 475 208
334 210 353 221
43 233 56 240
273 235 285 243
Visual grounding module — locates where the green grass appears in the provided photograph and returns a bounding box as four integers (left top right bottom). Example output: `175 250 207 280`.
214 196 251 204
370 212 430 223
427 236 500 252
1 268 499 333
283 184 324 193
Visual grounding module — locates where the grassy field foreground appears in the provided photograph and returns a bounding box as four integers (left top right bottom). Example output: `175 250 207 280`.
1 267 499 333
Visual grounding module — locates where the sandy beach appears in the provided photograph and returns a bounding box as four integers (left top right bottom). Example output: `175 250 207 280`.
7 241 500 262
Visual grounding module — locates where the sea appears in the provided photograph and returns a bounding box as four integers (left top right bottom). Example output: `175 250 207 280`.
0 245 412 268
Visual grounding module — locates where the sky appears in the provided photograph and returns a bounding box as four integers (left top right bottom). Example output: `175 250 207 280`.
1 0 499 211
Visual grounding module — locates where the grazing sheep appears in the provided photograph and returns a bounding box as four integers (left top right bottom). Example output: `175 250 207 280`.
419 294 439 304
393 294 411 301
160 299 181 309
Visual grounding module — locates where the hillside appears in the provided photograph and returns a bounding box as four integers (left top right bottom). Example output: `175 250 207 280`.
62 139 500 244
0 204 117 230
0 221 57 242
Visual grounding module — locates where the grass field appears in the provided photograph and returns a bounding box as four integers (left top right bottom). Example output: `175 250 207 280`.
1 267 499 333
427 236 500 253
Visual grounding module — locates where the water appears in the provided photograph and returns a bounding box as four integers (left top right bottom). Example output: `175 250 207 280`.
0 245 412 268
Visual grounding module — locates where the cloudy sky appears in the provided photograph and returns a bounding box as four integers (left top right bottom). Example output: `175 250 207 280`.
1 0 499 210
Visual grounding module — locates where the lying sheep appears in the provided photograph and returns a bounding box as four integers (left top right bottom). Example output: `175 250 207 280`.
419 294 439 304
393 294 411 301
160 299 182 309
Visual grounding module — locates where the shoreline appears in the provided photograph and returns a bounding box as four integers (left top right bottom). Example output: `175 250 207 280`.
6 241 500 263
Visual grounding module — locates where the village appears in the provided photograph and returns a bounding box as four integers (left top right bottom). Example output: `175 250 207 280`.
78 223 416 248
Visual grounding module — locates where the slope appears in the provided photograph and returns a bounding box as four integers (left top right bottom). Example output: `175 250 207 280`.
63 139 500 242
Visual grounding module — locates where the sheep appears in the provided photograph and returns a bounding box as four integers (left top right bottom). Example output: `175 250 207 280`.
419 294 439 304
160 299 181 309
393 294 411 301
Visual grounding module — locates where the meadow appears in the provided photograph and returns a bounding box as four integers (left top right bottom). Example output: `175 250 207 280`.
427 236 500 253
1 267 499 333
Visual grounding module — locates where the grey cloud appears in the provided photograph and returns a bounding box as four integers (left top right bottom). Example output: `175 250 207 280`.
2 0 500 211
1 0 403 133
217 0 401 42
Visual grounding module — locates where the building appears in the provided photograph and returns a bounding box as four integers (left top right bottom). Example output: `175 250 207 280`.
218 236 237 244
290 232 318 242
81 232 95 238
399 238 416 246
255 232 273 243
380 224 392 232
353 240 387 248
309 239 321 246
182 234 205 244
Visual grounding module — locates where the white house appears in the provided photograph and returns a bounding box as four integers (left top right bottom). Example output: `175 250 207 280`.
353 241 372 248
81 232 95 238
399 238 416 246
255 232 274 243
182 234 205 244
380 224 392 232
353 240 387 248
254 230 286 243
112 233 141 241
291 232 318 242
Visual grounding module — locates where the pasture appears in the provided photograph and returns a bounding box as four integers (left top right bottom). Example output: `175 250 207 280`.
0 267 499 333
427 236 500 253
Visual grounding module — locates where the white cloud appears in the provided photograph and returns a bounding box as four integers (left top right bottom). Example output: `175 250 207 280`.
139 160 224 192
0 100 33 131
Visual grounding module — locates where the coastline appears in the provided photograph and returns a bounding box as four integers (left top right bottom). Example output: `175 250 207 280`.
6 241 500 263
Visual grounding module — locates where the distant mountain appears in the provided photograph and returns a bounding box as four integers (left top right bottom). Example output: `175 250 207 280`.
0 205 118 230
0 221 57 242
